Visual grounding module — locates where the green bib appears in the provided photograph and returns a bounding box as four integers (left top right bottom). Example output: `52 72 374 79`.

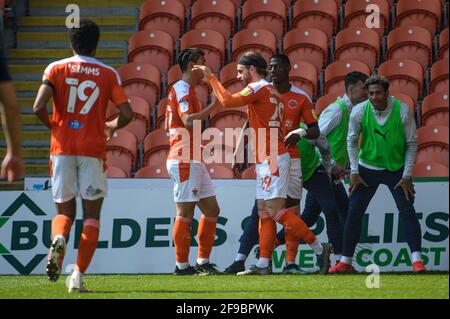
325 99 349 167
359 99 406 171
297 124 320 182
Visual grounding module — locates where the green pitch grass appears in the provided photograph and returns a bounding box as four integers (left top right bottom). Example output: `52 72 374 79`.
0 273 448 299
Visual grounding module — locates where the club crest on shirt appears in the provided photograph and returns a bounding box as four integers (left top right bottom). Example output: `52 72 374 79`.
288 99 298 109
179 97 189 112
285 120 293 129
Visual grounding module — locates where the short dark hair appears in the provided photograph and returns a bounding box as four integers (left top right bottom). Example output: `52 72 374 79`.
177 48 205 73
344 71 369 91
270 54 291 67
240 51 268 77
69 19 100 56
365 75 390 91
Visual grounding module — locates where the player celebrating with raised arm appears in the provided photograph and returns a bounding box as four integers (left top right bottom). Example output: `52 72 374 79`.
195 52 331 275
166 48 222 276
329 75 427 273
33 19 133 292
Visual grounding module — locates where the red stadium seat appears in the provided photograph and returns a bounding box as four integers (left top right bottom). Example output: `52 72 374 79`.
231 29 277 62
289 61 318 100
106 129 138 177
106 166 128 178
135 164 169 178
413 162 449 178
178 0 191 9
138 0 185 41
242 0 287 39
180 29 226 73
156 98 168 130
209 105 248 133
205 164 235 179
390 92 416 115
378 59 424 104
430 59 449 94
344 0 390 37
418 125 449 148
241 165 257 179
128 30 174 75
324 60 371 95
107 96 151 143
166 65 211 106
118 63 161 107
314 92 343 115
220 62 245 94
143 129 170 166
421 90 449 127
387 26 433 71
334 27 380 71
439 27 449 60
292 0 338 38
396 0 442 36
190 0 236 39
416 146 449 168
283 28 328 75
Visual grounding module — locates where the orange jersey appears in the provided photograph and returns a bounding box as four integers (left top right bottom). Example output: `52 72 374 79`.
165 80 202 161
43 55 128 160
281 85 318 158
208 74 287 163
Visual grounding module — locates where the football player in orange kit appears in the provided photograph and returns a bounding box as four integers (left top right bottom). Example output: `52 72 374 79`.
33 19 133 292
195 52 331 275
166 48 223 275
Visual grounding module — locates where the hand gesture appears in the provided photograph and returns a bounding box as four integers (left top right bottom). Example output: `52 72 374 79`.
394 178 415 201
349 173 368 193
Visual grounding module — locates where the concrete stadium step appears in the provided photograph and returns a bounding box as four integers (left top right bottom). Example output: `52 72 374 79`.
24 164 50 176
14 81 41 92
16 31 132 49
29 0 141 16
8 48 126 59
0 147 49 159
20 15 136 30
0 130 50 144
0 181 24 191
20 115 44 125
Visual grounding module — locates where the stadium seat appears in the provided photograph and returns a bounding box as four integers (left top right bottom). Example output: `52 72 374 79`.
106 166 128 178
231 29 278 62
107 96 152 143
378 59 424 104
241 165 257 179
418 125 449 148
178 0 192 9
166 65 210 106
209 105 248 134
219 62 245 94
412 162 449 178
202 140 236 170
439 27 449 60
387 26 433 71
283 27 328 75
289 61 318 100
430 59 449 94
416 145 449 168
292 0 339 38
128 30 174 75
155 98 168 130
396 0 442 36
106 129 138 177
138 0 185 41
118 63 161 107
390 92 416 115
190 0 236 39
180 29 226 73
314 92 342 115
242 0 287 39
334 27 381 72
344 0 390 37
143 129 170 166
421 90 449 127
323 60 371 95
205 164 235 179
135 164 169 178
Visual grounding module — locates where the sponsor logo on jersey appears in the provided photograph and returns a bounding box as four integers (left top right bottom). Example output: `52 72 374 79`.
69 120 84 129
